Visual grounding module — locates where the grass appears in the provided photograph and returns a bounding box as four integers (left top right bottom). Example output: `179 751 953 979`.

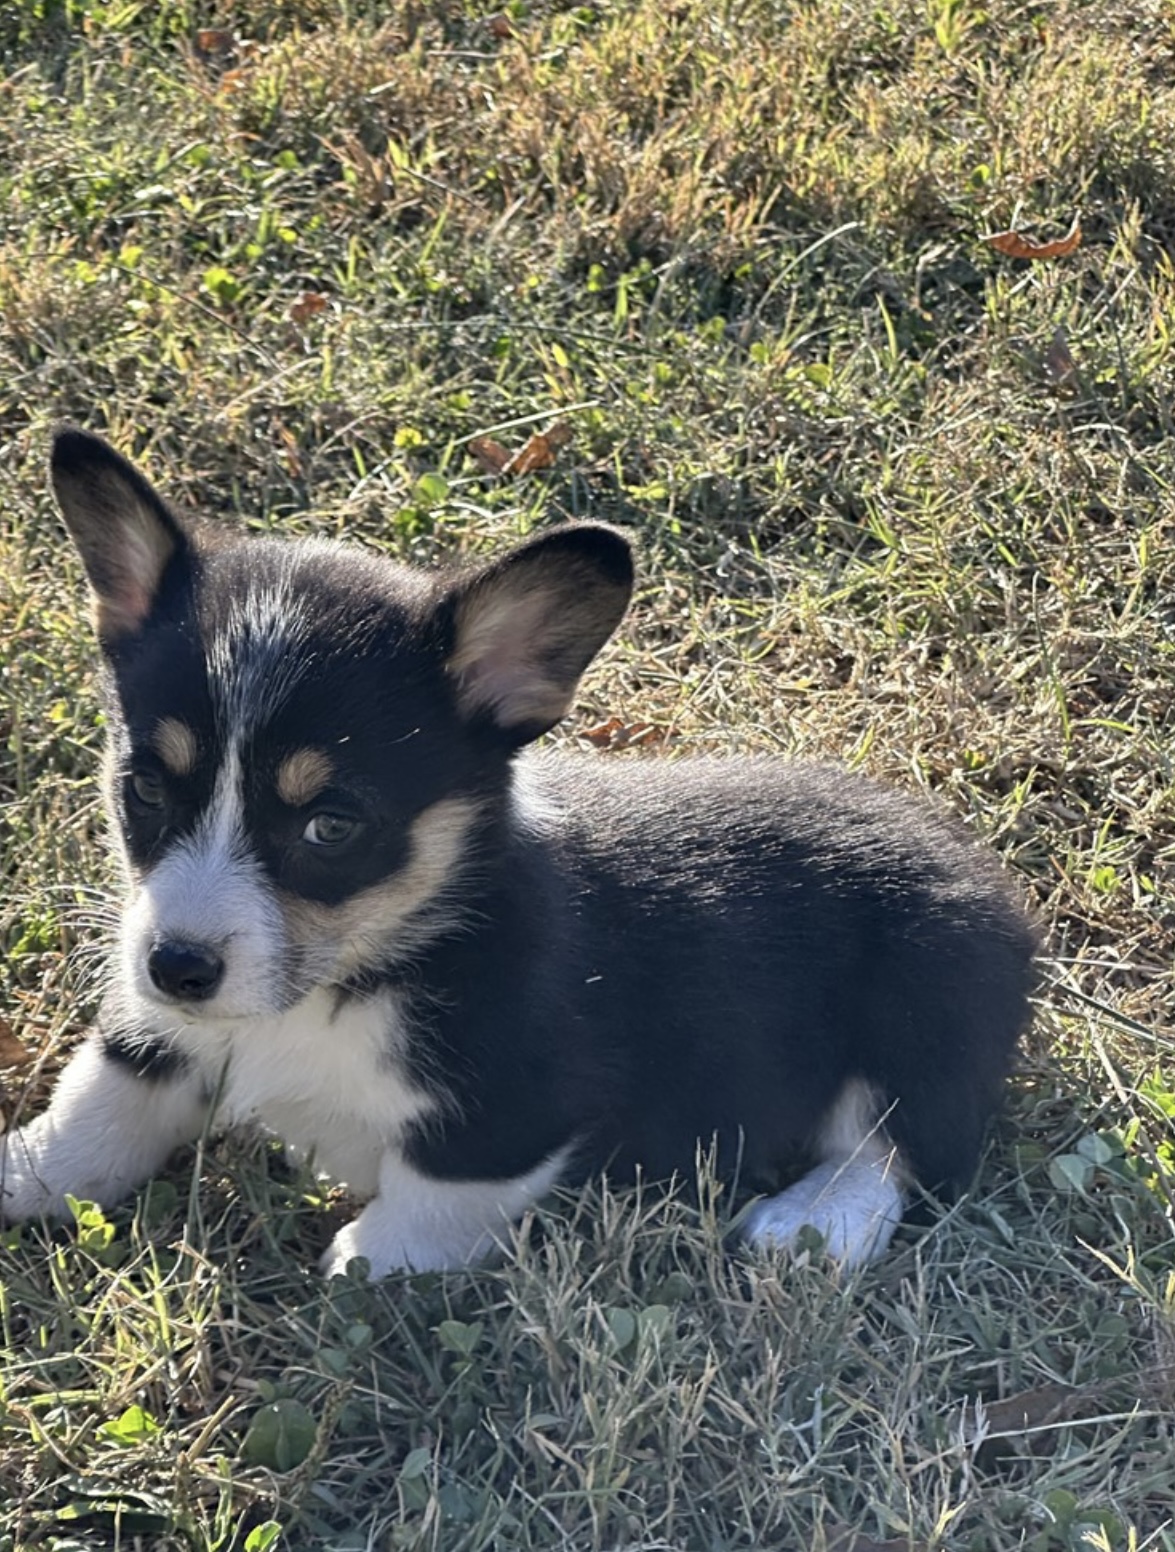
1 0 1174 1547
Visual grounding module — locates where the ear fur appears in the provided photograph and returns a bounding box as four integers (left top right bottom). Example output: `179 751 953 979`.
444 524 634 743
50 428 188 641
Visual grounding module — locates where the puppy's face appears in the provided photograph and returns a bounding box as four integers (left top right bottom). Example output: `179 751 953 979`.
107 540 485 1017
50 431 632 1022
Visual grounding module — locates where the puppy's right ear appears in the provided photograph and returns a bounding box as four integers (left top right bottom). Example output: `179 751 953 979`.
50 428 189 641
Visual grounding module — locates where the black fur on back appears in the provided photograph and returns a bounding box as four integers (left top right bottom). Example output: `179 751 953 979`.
392 753 1036 1198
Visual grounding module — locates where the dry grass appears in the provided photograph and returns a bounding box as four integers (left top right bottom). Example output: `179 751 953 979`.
2 1 1174 1548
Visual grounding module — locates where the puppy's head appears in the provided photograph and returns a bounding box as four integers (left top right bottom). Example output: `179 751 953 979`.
51 429 632 1019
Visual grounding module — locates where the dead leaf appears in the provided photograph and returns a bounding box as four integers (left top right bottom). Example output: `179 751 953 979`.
0 1015 30 1069
1044 326 1078 385
195 28 235 53
288 291 328 325
974 1381 1079 1436
502 422 572 476
969 1381 1085 1468
981 215 1082 261
468 423 572 477
467 436 512 475
580 718 668 751
485 13 516 39
275 422 303 479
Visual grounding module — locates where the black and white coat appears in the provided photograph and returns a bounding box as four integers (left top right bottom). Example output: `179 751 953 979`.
0 431 1036 1277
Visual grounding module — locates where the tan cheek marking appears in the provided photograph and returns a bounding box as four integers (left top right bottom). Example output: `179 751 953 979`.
279 796 479 977
153 717 198 776
276 748 335 808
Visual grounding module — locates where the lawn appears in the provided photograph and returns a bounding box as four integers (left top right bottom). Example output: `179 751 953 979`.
1 1 1173 1548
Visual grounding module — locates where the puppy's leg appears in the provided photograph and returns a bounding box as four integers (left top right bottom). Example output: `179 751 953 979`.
0 1035 208 1222
321 1144 573 1278
741 1078 906 1269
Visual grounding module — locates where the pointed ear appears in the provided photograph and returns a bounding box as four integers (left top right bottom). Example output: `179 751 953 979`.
443 524 634 743
50 428 189 641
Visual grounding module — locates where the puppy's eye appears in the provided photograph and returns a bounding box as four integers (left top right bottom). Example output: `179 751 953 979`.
302 812 358 847
129 770 167 809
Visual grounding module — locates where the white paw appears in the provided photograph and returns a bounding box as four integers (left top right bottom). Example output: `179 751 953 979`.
317 1145 572 1279
0 1131 66 1223
319 1210 505 1279
742 1158 904 1269
318 1220 469 1279
320 1224 372 1280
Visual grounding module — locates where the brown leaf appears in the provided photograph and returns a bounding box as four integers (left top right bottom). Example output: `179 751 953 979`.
195 28 235 53
977 1381 1079 1436
485 13 516 39
468 423 572 478
288 291 328 325
467 437 512 475
502 422 572 476
581 717 624 747
1043 326 1078 385
969 1381 1085 1468
275 422 303 479
0 1015 31 1069
580 718 668 751
981 215 1082 261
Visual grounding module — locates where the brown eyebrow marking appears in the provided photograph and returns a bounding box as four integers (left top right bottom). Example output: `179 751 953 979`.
153 717 198 776
276 748 335 808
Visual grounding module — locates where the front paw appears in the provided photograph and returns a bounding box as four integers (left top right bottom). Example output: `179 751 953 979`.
318 1212 485 1279
320 1225 372 1281
0 1132 62 1224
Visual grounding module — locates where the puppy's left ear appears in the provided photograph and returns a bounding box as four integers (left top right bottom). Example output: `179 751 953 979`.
443 524 633 744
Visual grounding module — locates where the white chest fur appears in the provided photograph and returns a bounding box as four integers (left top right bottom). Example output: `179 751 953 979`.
172 986 433 1197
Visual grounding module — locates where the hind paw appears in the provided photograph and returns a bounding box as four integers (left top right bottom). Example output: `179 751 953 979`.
742 1157 904 1268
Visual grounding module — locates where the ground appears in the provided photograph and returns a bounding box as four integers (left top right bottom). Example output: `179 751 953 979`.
0 3 1173 1549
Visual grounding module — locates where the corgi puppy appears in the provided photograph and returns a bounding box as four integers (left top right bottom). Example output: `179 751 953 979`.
0 429 1036 1277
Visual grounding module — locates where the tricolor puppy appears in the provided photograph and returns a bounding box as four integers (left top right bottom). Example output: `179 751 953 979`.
0 430 1036 1277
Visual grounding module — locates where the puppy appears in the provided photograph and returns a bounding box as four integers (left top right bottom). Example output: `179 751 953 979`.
0 429 1036 1277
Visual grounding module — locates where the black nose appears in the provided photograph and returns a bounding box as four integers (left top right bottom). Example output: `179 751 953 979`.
147 940 225 1002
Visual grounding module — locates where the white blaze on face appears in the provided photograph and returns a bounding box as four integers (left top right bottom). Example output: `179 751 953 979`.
122 566 320 1018
206 557 321 737
123 745 287 1018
